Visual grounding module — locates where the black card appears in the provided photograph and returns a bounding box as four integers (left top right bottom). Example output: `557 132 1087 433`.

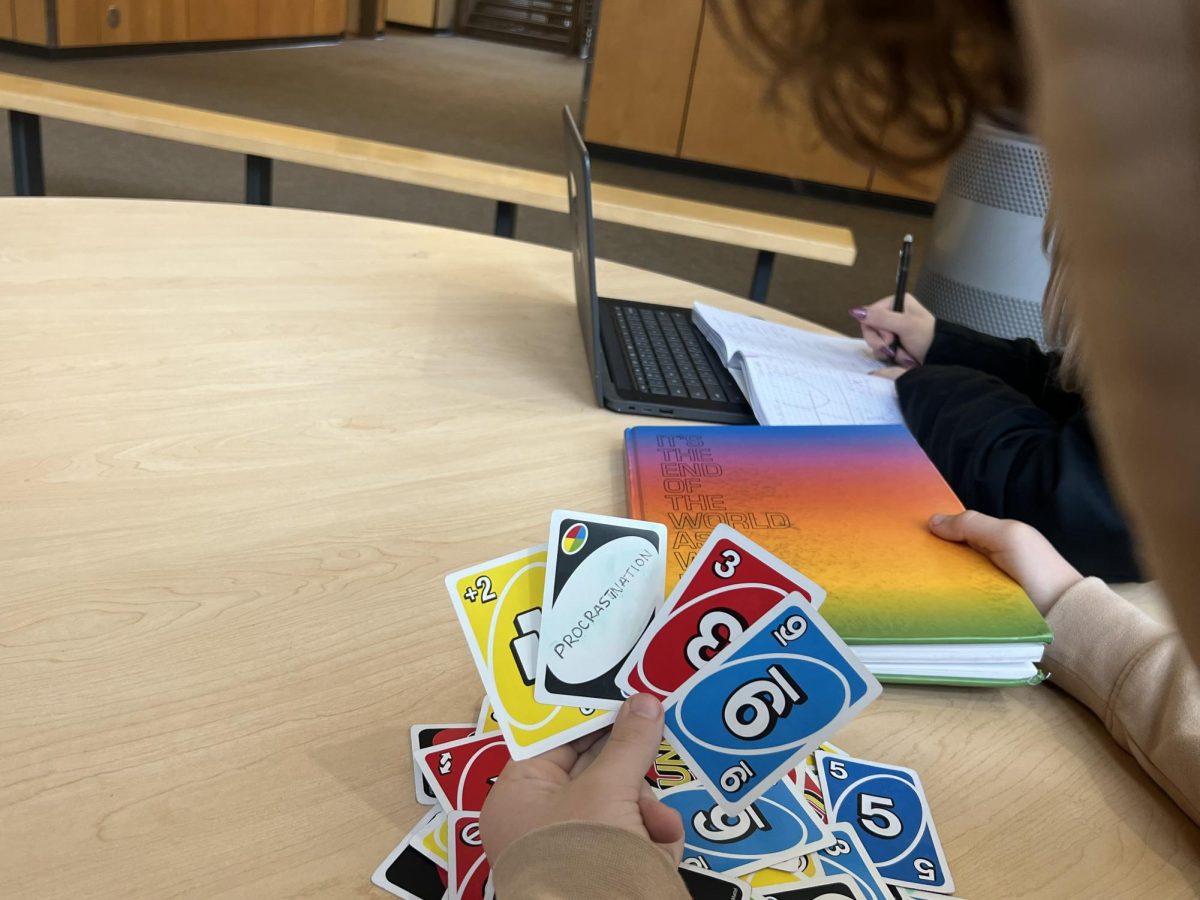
678 865 748 900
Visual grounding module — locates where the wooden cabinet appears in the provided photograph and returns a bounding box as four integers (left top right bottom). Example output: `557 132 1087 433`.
386 0 454 29
585 0 946 202
5 0 346 48
57 0 189 46
114 0 190 44
257 0 349 36
585 0 705 158
258 0 314 37
12 0 50 44
0 2 15 40
680 4 870 190
56 0 105 46
314 0 348 33
187 0 259 41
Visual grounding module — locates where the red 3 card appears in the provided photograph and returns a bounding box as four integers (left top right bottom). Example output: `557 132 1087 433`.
615 524 825 701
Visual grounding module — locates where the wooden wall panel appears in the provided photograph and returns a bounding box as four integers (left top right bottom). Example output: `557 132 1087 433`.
117 0 190 43
9 0 344 46
188 0 259 40
57 0 103 46
313 0 347 33
12 0 49 44
387 0 435 27
680 2 870 189
869 165 947 203
58 0 189 47
258 0 315 37
0 1 15 40
584 0 705 157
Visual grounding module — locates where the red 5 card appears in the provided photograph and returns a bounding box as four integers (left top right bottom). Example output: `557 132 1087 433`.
416 733 510 812
448 812 491 900
615 524 825 700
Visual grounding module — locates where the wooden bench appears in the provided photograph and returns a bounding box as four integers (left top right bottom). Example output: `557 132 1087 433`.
0 72 856 301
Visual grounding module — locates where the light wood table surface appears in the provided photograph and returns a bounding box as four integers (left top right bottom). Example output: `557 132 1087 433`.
1 199 1197 899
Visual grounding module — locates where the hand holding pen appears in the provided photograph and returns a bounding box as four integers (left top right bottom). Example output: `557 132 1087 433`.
849 235 936 369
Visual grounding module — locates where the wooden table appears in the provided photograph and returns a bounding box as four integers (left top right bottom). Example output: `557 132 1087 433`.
1 199 1196 899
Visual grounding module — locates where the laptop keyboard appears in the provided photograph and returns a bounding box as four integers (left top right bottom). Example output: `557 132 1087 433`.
610 305 740 403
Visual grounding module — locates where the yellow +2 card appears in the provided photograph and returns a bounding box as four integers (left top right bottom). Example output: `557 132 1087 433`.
445 546 614 760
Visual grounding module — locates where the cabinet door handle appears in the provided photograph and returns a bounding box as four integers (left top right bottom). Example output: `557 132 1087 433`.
106 5 122 29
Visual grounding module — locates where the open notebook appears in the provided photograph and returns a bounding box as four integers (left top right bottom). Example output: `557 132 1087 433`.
692 302 903 426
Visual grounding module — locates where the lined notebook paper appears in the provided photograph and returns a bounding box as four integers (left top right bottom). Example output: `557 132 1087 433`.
692 302 903 426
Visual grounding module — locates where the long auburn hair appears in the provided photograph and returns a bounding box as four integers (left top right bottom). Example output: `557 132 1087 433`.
714 0 1075 362
713 0 1025 169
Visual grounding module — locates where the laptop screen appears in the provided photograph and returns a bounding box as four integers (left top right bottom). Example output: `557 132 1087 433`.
562 106 605 407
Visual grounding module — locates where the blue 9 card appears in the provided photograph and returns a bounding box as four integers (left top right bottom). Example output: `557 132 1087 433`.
661 779 832 876
815 753 954 893
662 596 881 813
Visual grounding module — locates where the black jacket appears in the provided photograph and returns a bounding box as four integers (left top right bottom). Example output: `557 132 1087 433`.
895 320 1142 582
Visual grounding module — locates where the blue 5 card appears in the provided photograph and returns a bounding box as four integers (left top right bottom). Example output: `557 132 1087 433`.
661 779 833 877
814 824 890 900
815 753 954 893
663 595 881 813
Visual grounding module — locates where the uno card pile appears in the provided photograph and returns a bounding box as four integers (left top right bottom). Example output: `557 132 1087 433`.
373 515 963 900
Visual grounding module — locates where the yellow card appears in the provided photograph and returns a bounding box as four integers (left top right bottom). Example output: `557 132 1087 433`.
476 699 501 735
747 851 821 886
413 812 449 867
646 739 695 790
804 741 848 775
445 546 614 760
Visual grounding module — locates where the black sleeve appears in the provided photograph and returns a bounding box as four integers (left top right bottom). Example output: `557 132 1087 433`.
896 365 1143 582
924 320 1080 419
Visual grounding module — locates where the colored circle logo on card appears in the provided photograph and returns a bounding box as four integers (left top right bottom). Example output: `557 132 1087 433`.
561 523 588 555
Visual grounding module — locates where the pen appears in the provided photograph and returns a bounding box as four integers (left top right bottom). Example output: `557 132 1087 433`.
890 234 913 357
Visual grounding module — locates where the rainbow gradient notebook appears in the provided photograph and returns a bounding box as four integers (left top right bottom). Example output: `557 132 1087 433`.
624 425 1052 686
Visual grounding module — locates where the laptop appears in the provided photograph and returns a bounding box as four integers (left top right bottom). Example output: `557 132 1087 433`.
562 106 756 424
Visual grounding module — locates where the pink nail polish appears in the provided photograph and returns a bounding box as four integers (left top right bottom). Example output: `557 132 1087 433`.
849 307 868 320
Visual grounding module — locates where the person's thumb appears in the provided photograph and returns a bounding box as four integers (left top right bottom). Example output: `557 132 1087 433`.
639 791 684 862
928 510 1004 555
586 694 666 789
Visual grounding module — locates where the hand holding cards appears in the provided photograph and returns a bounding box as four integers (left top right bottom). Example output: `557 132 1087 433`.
376 515 959 900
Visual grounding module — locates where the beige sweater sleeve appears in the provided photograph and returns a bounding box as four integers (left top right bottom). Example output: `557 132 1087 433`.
491 823 691 900
1043 578 1200 824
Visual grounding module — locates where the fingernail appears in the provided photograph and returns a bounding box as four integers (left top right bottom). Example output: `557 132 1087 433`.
628 693 662 720
880 344 896 359
849 307 869 320
898 351 918 367
929 514 948 526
